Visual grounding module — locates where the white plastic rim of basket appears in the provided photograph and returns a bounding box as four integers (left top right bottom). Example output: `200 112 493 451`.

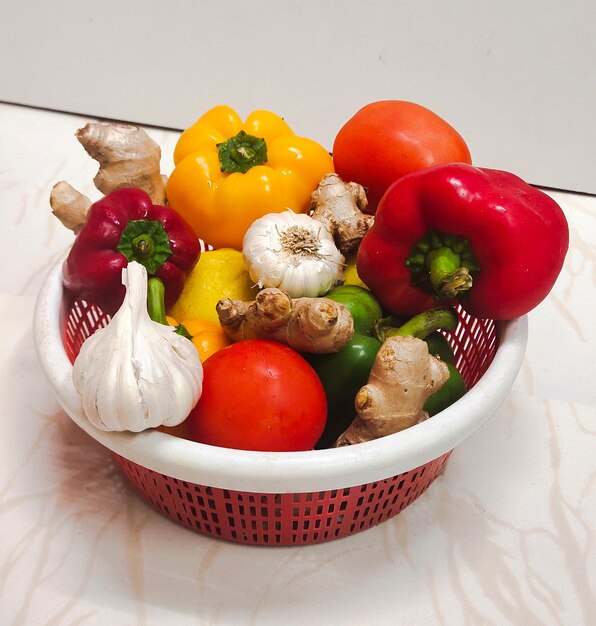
34 251 528 494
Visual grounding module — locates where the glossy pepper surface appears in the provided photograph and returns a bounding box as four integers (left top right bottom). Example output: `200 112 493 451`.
177 319 231 363
166 105 334 250
378 307 463 411
424 331 455 364
63 188 200 316
310 287 462 449
357 163 569 320
308 286 382 449
424 363 467 416
147 276 230 364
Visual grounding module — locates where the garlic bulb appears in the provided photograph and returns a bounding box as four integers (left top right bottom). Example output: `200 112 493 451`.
72 261 203 432
242 210 344 298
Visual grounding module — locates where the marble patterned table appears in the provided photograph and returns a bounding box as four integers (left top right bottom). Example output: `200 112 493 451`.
0 102 594 625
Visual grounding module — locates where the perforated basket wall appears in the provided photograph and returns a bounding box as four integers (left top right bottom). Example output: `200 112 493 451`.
63 299 498 546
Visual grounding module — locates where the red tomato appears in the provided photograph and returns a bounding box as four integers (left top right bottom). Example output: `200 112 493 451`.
185 339 327 452
333 100 472 212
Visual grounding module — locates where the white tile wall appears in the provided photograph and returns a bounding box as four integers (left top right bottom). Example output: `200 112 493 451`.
1 0 595 193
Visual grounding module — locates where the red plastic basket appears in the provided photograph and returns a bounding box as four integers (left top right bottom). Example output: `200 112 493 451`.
61 297 498 545
113 452 452 544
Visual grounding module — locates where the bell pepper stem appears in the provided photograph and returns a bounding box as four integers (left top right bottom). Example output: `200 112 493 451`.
377 306 459 342
116 219 173 274
426 247 473 298
217 130 268 174
147 277 169 325
147 277 192 339
406 229 479 299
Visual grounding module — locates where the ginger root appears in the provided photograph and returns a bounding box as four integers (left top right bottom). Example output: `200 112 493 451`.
216 287 354 354
310 173 374 254
76 122 167 204
49 181 92 234
335 336 450 446
50 122 167 233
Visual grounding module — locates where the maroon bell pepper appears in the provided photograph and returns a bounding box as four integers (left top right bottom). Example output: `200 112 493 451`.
357 163 569 320
63 188 200 315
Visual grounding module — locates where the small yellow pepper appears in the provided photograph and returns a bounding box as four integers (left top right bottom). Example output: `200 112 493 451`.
166 315 230 363
166 105 335 250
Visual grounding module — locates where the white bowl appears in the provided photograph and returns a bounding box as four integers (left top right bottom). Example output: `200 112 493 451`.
34 251 528 494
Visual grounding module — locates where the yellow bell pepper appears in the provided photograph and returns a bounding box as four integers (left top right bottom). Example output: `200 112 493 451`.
166 315 231 363
166 105 335 250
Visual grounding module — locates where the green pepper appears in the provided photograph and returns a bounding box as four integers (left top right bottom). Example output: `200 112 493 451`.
424 362 467 416
420 330 467 414
310 334 382 449
309 285 382 448
324 285 383 336
424 331 455 364
379 311 468 417
310 287 466 449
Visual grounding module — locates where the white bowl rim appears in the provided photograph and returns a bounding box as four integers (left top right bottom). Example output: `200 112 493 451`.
34 250 528 493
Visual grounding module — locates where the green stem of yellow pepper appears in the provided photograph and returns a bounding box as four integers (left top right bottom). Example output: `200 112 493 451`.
216 130 268 173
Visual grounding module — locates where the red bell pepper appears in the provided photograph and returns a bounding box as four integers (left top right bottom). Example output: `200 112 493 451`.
357 163 569 320
63 188 200 315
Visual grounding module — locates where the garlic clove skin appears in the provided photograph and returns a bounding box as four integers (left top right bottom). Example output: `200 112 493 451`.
72 261 203 432
243 210 344 299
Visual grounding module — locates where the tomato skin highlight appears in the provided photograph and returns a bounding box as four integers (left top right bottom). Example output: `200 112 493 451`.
185 340 327 452
332 100 472 212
